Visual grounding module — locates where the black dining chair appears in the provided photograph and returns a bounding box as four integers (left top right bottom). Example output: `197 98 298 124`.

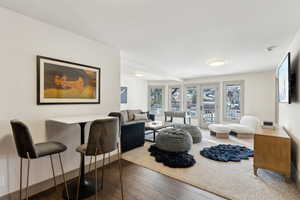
75 118 124 200
10 120 69 200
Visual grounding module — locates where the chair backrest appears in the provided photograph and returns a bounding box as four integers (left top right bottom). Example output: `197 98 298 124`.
86 118 119 156
108 112 121 125
164 111 173 122
172 112 187 124
173 112 186 118
240 116 260 131
10 120 38 159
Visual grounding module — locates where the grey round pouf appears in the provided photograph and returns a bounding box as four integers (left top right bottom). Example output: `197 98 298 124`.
174 124 202 144
156 128 192 152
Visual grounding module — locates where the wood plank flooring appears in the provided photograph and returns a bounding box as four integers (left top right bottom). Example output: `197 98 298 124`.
31 160 225 200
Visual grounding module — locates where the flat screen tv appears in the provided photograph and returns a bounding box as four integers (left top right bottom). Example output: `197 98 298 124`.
278 52 291 104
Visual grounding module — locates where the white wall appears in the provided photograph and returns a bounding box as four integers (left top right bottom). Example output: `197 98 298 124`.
120 75 148 111
0 7 120 197
278 29 300 185
149 71 276 124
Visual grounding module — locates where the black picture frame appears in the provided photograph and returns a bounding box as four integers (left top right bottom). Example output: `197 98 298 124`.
37 56 101 105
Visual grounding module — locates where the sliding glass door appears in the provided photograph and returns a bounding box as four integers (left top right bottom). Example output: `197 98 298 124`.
149 86 165 115
199 84 220 128
223 81 244 122
169 86 182 112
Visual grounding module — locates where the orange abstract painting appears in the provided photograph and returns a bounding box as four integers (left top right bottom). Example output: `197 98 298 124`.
37 56 100 104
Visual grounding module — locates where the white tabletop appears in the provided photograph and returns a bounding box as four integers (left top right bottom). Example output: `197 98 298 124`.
48 115 115 124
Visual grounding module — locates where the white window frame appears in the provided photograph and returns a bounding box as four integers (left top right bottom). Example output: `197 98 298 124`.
222 80 245 122
168 85 182 112
148 85 165 115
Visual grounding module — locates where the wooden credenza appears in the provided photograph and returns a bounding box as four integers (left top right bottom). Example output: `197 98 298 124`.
254 127 291 180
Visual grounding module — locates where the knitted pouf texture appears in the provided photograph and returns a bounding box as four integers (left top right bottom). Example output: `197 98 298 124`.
200 144 253 162
149 145 196 168
174 124 202 144
155 128 193 152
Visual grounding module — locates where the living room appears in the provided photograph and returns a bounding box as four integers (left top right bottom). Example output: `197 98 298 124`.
119 63 281 200
0 1 300 200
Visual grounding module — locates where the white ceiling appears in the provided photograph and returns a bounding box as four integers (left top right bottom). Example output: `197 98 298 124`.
1 0 300 80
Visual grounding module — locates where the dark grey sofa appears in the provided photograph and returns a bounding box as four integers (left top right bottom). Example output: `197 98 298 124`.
109 109 155 152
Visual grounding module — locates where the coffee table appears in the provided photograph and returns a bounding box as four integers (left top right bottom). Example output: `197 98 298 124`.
145 121 174 142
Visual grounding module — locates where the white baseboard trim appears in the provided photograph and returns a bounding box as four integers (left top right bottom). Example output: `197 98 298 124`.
0 154 118 200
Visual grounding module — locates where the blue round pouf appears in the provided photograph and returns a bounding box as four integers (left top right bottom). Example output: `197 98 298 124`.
200 144 253 162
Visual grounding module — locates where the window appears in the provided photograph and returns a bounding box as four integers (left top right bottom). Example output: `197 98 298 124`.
169 86 181 112
185 86 197 117
149 86 165 115
223 81 244 121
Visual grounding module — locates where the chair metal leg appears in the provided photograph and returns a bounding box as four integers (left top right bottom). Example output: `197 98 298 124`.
117 143 124 200
20 158 23 200
76 154 82 200
88 156 93 173
101 153 105 189
108 152 111 168
49 155 57 190
58 153 70 200
94 154 98 200
26 153 31 200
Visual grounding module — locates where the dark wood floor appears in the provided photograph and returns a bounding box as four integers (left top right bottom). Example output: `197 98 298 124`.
31 160 224 200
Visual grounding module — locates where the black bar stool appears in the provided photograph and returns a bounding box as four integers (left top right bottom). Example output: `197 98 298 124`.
10 120 70 200
75 118 124 200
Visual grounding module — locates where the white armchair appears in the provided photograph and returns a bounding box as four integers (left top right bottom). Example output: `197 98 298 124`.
227 116 260 138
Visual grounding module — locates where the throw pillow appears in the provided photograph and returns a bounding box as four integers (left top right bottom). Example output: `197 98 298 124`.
120 110 129 122
134 113 148 121
128 109 142 121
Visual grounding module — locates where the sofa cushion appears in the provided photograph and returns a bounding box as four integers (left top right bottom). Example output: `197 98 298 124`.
127 109 142 121
124 120 148 126
240 116 260 131
120 110 129 123
134 113 148 121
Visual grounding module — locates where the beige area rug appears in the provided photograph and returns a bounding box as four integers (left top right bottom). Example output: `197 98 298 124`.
122 139 300 200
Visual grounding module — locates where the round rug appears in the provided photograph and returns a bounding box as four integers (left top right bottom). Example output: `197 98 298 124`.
148 145 196 168
200 144 253 162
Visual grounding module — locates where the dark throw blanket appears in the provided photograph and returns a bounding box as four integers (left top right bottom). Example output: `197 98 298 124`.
200 144 253 162
148 145 196 168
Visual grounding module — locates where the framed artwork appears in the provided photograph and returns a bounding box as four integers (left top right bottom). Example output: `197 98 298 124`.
121 87 128 104
37 56 101 105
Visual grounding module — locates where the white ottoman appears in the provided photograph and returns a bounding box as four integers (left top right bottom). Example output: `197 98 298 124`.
208 124 230 139
227 124 255 138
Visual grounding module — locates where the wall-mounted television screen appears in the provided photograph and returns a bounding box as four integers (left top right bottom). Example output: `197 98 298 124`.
278 52 291 104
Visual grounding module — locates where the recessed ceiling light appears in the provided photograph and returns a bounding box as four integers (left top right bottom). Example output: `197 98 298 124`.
206 58 226 67
135 73 144 77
